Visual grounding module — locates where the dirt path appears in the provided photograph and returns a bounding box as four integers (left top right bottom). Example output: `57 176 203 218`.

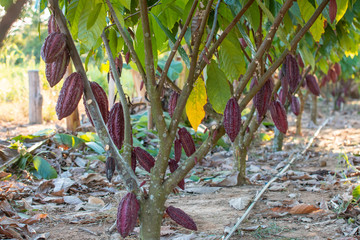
2 101 360 240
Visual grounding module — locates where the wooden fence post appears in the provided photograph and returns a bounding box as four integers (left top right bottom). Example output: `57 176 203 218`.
28 70 43 124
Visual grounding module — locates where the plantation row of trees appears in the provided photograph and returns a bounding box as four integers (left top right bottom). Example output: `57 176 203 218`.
2 0 360 239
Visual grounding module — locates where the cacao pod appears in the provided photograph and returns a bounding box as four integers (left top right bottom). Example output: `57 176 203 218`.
115 54 123 77
223 97 241 142
106 157 116 182
133 147 155 172
174 138 182 163
297 54 304 69
168 91 179 118
320 75 329 88
269 100 288 134
116 192 139 238
107 103 125 150
329 0 337 24
305 74 320 96
334 62 341 76
254 77 273 119
239 38 247 48
48 14 60 34
168 159 185 190
45 49 70 87
41 32 67 63
125 51 130 65
131 149 137 173
328 67 337 83
56 72 84 120
166 206 197 231
290 96 300 116
84 81 109 126
178 128 196 157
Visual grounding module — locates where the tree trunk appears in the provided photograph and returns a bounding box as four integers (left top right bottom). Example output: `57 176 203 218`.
311 94 317 124
272 127 284 152
28 70 43 124
139 194 166 240
234 136 246 185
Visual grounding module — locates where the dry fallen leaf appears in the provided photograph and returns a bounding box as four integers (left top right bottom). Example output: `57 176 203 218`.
290 204 320 214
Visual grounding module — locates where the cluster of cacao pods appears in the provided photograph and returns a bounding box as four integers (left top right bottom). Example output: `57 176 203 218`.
280 54 300 97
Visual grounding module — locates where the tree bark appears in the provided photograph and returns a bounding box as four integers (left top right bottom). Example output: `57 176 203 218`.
311 94 317 124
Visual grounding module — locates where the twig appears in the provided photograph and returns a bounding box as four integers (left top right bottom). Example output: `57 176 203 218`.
157 0 198 93
198 0 221 62
0 0 27 48
222 117 331 240
101 31 132 164
156 66 181 93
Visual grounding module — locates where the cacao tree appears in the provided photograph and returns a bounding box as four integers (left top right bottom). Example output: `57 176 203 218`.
7 0 359 239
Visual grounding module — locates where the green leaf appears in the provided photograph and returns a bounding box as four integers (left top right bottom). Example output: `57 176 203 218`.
336 0 348 22
87 3 103 30
53 134 84 148
67 0 87 39
205 62 232 114
259 133 272 141
77 132 100 142
299 44 315 69
240 0 260 30
33 156 57 179
298 0 325 42
150 13 190 69
352 185 360 200
119 0 131 9
219 37 246 82
85 142 105 154
186 79 207 131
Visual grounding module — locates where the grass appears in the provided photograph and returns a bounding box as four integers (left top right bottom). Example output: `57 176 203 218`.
0 61 135 124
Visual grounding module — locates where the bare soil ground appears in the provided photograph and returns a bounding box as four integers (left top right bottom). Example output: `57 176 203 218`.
1 100 360 240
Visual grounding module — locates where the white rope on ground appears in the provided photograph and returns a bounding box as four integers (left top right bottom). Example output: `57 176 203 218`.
222 117 332 240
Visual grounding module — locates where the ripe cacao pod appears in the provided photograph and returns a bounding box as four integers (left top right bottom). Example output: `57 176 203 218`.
48 14 60 34
106 157 116 182
328 68 337 83
168 91 179 118
116 192 139 238
254 77 273 119
166 206 197 231
223 97 241 142
320 75 329 88
269 100 288 134
290 96 300 116
178 128 196 157
41 32 67 63
329 0 337 24
84 81 109 126
334 62 341 76
305 74 320 96
107 103 125 150
168 159 185 190
133 147 155 172
174 138 182 162
297 54 304 69
56 72 84 120
125 51 130 65
45 49 70 87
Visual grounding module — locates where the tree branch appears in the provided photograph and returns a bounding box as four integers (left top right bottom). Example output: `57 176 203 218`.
101 31 132 165
238 0 330 111
48 0 139 193
157 0 198 93
0 0 27 48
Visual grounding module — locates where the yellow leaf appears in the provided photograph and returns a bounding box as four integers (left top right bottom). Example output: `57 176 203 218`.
298 0 325 42
100 61 110 73
186 79 207 131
